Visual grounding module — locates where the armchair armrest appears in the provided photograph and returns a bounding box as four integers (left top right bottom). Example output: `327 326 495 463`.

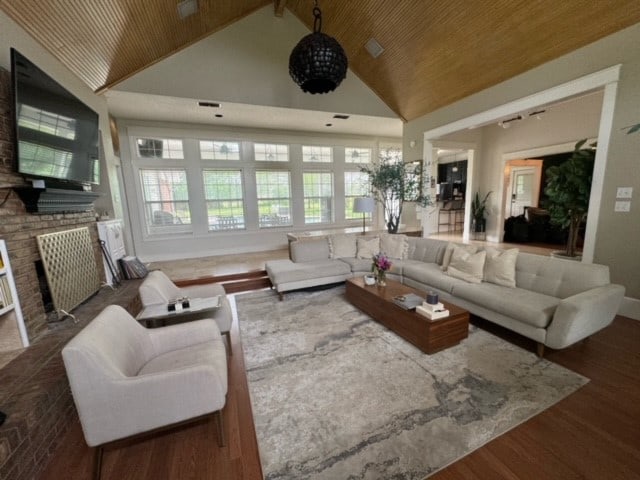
545 284 625 349
147 318 222 355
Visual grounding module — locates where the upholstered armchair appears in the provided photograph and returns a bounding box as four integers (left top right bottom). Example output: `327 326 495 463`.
62 305 228 479
138 270 233 352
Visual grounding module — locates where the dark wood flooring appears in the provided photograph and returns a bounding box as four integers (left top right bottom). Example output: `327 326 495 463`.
39 308 640 480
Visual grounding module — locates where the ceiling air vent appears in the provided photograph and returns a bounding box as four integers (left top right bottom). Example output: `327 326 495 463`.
198 101 221 108
333 114 350 120
177 0 198 19
365 38 384 59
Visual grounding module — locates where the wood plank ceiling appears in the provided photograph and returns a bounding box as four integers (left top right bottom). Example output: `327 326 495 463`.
2 0 640 122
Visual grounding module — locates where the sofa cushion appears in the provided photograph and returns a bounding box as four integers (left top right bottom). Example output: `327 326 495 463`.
407 237 448 264
380 233 408 259
266 259 351 285
446 248 486 283
515 252 611 298
452 282 560 328
484 247 518 288
328 234 357 258
442 242 478 271
402 262 467 294
290 238 330 262
356 236 380 259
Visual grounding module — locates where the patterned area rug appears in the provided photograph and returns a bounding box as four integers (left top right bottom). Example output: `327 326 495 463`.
236 286 588 480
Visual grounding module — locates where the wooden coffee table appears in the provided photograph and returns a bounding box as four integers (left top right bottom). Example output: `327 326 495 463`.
345 277 469 354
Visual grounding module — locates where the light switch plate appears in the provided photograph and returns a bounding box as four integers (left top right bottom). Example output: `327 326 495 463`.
614 201 631 212
616 187 633 199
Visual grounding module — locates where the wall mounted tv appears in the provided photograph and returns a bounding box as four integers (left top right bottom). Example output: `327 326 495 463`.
11 48 100 187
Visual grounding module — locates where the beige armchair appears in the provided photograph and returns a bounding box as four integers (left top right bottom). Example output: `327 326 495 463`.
138 270 233 352
62 305 228 480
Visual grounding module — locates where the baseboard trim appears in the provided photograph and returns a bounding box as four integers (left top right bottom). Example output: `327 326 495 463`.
619 297 640 320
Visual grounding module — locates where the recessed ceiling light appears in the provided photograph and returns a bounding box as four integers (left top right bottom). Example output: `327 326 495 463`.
177 0 198 19
365 38 384 58
198 101 221 108
333 114 349 120
215 114 223 118
325 123 333 127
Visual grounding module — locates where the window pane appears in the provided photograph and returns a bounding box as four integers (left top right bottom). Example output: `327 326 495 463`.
302 145 332 163
345 147 372 164
140 169 191 234
203 170 245 230
255 170 292 228
200 140 241 160
344 171 371 219
303 172 333 224
254 143 289 162
379 147 402 164
137 138 184 159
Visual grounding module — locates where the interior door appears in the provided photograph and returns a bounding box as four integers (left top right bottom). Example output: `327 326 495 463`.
510 169 535 216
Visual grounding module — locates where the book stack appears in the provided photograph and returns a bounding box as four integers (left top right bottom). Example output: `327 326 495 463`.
416 301 449 320
0 275 13 309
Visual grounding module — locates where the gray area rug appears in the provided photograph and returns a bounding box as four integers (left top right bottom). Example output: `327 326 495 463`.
236 286 588 480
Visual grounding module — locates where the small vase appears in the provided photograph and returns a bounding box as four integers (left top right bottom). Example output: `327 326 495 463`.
376 270 386 286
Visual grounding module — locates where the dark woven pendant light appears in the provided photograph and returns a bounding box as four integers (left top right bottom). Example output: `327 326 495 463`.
289 1 348 94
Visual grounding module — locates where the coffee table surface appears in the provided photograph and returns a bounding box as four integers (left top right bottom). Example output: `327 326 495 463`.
345 276 469 354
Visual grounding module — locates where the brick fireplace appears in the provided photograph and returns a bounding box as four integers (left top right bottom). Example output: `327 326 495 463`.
0 67 104 343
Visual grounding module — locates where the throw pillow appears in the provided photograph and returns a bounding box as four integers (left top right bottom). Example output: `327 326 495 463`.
356 236 380 259
379 233 409 259
328 234 357 258
442 242 478 271
484 247 519 288
446 247 486 283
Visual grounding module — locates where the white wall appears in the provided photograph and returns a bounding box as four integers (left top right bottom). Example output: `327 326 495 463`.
114 6 396 119
404 22 640 302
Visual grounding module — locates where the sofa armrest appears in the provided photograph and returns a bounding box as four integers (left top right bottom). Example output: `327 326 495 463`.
148 319 222 355
545 284 625 349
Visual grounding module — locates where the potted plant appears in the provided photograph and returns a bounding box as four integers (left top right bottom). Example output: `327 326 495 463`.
543 139 596 259
360 149 428 233
471 191 492 234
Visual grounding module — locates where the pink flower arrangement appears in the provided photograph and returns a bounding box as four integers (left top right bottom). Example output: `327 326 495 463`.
372 252 392 273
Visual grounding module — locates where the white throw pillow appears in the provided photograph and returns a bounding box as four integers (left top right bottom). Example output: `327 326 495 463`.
328 234 357 258
446 247 486 283
379 233 409 259
442 242 478 271
356 236 380 259
484 247 519 288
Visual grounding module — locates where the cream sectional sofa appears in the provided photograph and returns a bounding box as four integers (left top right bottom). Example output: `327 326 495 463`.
265 234 625 354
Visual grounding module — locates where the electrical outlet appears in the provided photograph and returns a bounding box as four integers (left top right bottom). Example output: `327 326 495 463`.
614 201 631 212
616 187 633 199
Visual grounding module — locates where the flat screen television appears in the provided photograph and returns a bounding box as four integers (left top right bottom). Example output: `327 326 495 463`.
11 48 100 186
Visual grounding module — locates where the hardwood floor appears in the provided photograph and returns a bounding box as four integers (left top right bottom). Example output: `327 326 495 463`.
24 246 638 479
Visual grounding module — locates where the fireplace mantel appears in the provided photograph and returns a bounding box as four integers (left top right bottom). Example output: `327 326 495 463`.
13 187 100 214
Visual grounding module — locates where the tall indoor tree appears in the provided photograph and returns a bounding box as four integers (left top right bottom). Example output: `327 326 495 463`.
361 149 427 233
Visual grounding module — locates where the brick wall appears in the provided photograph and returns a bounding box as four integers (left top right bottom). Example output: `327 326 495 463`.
0 67 104 342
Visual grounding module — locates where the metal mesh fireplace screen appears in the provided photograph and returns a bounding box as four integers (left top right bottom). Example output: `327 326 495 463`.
36 227 101 317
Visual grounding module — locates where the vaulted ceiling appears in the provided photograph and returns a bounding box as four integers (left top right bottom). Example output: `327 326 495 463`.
2 0 639 122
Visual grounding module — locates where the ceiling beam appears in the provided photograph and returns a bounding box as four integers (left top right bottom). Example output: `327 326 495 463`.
274 0 286 17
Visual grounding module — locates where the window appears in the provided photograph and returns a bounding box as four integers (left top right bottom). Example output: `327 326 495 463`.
379 147 402 164
303 172 333 224
344 171 371 219
255 171 292 228
137 138 184 159
140 169 191 233
345 147 372 164
200 140 241 161
203 170 245 230
254 143 289 162
302 145 332 163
